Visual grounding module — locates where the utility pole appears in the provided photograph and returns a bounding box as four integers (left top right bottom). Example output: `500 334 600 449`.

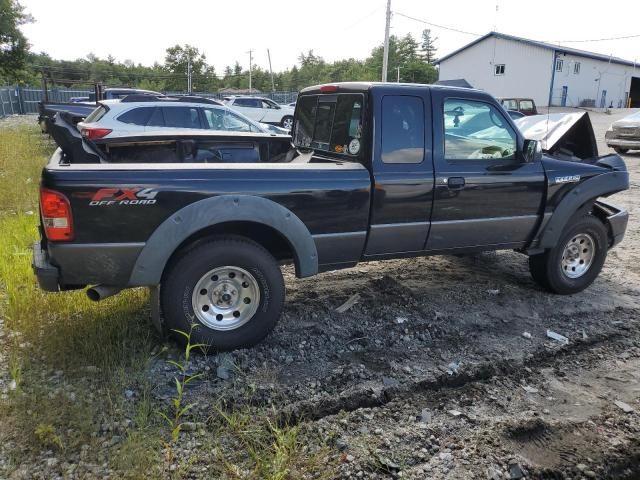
247 49 253 93
396 66 401 83
382 0 392 82
267 49 276 92
187 56 192 94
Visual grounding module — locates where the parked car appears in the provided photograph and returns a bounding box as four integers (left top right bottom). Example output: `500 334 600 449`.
38 87 163 133
498 98 538 116
605 111 640 154
33 82 629 351
76 96 288 140
87 87 162 102
223 96 295 129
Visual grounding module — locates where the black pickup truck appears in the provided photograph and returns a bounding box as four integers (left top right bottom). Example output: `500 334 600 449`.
33 82 629 350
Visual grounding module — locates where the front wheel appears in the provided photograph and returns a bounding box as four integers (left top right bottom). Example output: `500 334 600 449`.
529 215 608 294
161 237 285 350
613 147 629 154
281 116 293 129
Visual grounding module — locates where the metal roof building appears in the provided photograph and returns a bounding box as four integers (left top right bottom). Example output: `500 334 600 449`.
436 32 639 108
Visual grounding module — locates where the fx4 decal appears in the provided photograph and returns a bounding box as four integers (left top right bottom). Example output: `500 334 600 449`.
73 188 159 206
553 175 581 185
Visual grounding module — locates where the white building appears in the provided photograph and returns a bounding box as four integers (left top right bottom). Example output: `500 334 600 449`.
437 32 640 108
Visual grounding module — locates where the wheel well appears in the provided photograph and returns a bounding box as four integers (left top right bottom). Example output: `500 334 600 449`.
163 221 297 278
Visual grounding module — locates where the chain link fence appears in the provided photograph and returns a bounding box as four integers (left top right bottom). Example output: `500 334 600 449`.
0 86 298 117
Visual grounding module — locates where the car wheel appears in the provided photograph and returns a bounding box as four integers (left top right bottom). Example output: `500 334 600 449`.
613 147 629 154
281 116 293 129
529 215 608 294
161 237 285 351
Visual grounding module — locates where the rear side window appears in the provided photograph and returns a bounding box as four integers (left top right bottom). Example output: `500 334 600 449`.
293 93 363 156
381 95 425 164
147 108 164 127
84 105 108 123
234 98 260 108
519 100 534 110
162 107 202 129
117 107 154 125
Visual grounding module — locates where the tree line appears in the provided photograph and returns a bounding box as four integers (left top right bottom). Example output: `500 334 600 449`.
1 0 439 92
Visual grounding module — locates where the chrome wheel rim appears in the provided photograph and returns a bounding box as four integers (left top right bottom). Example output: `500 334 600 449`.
561 233 595 279
282 117 293 129
192 266 260 331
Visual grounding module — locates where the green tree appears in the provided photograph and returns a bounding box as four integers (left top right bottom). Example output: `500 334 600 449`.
420 29 438 64
0 0 33 83
163 44 219 92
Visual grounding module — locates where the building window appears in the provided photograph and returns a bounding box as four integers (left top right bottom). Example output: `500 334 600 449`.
494 64 505 75
555 59 564 72
574 62 581 74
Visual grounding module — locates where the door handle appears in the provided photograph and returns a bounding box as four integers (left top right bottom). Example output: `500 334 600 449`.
446 176 466 189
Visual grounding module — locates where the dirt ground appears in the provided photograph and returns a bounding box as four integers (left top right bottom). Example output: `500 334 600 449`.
2 109 640 479
159 108 640 479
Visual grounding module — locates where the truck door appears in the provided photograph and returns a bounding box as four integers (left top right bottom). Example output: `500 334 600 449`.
427 90 545 251
364 89 435 256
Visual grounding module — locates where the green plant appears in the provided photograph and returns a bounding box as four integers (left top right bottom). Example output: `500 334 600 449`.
8 347 21 391
156 324 206 442
34 424 63 451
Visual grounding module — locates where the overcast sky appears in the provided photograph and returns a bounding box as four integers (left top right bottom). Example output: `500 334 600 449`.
19 0 640 75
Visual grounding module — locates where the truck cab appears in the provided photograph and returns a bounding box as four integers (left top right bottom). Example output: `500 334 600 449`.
294 83 545 257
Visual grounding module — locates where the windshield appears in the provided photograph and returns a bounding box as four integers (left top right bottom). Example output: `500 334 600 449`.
293 93 363 156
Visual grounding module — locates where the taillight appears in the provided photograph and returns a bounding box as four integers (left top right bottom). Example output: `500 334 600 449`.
40 188 74 241
80 127 112 140
320 85 338 93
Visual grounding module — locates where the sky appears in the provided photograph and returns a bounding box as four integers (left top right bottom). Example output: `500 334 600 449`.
19 0 640 75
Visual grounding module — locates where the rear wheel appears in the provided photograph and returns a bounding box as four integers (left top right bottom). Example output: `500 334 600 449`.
529 215 608 294
281 116 293 129
161 237 285 350
613 147 629 154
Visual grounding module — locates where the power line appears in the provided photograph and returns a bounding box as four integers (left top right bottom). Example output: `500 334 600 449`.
393 11 640 44
554 33 640 43
394 11 481 37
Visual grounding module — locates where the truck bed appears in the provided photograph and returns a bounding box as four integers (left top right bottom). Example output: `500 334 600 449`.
41 152 372 286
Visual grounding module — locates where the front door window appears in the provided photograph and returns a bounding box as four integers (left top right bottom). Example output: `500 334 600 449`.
443 99 516 160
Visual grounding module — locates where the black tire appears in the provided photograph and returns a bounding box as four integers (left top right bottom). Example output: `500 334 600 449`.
281 116 293 129
161 237 285 351
528 215 608 294
613 147 629 154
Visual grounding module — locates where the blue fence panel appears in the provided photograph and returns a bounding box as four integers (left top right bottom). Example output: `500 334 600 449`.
0 86 299 118
0 87 18 117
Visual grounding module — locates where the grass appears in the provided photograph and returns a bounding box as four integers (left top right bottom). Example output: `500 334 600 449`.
0 122 336 478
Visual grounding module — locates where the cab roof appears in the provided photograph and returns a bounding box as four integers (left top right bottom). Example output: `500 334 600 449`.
300 82 486 96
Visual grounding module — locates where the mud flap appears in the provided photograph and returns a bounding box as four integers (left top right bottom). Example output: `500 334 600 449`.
149 285 166 337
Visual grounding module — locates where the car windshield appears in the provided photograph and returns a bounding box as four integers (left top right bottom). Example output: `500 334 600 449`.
293 93 363 156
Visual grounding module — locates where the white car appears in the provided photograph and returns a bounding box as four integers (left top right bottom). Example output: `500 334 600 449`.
76 96 289 140
223 96 295 129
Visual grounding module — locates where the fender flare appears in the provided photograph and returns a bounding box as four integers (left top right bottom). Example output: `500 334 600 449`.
128 195 318 286
535 171 629 249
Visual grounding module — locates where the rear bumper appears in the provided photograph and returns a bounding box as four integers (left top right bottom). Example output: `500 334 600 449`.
32 242 60 292
606 138 640 149
594 199 628 248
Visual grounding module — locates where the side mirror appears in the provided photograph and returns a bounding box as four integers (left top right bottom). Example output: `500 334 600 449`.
523 139 542 163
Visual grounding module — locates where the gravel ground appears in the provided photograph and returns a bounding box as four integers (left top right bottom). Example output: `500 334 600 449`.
2 108 639 479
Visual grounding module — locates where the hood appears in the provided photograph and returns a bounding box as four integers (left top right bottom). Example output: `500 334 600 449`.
515 112 598 159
